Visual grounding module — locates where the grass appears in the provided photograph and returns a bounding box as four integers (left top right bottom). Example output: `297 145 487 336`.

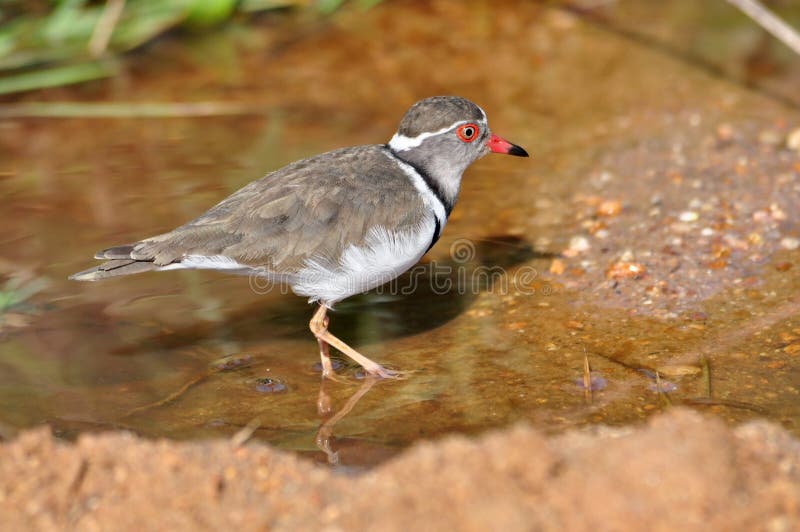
0 275 46 314
0 0 381 96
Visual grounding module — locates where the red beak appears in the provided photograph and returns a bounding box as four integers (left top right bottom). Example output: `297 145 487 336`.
487 134 529 157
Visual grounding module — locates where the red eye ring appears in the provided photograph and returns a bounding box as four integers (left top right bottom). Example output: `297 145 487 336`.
456 123 479 143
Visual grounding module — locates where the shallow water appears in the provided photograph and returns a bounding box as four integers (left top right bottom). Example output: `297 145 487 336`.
1 0 800 467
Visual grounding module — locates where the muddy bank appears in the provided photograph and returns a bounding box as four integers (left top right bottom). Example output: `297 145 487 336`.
2 408 798 531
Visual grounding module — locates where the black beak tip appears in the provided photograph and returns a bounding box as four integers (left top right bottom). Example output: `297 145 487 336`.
508 144 529 157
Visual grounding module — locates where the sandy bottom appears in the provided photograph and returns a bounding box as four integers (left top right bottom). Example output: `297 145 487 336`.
2 408 798 531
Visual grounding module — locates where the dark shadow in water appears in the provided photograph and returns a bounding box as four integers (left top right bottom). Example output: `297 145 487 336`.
561 2 800 110
113 235 553 354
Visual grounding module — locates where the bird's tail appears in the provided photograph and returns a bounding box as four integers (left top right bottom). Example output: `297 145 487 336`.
69 245 156 281
69 259 157 281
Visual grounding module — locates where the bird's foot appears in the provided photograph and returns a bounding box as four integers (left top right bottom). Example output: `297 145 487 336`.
321 370 351 384
357 364 412 380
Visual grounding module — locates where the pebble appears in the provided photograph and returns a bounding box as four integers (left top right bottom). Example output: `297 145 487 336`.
716 123 734 141
679 211 699 222
783 343 800 355
770 204 787 220
752 210 770 223
780 237 800 250
787 127 800 151
563 236 590 257
549 259 566 275
255 377 287 394
605 261 647 280
596 199 622 217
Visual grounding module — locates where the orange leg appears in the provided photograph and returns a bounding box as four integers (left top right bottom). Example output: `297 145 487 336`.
309 304 399 379
316 315 334 378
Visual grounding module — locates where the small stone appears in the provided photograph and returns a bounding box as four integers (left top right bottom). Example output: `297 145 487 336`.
716 123 734 141
770 204 787 220
752 210 770 223
787 127 800 151
255 378 287 393
783 343 800 355
563 236 590 257
605 261 647 280
596 199 622 217
570 235 590 251
549 259 566 275
706 259 728 270
776 262 792 272
780 237 800 250
679 211 699 222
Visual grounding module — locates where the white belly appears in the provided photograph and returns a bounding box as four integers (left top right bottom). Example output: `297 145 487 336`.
290 216 438 306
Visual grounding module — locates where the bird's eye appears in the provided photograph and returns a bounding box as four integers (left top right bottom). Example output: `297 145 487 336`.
456 124 479 143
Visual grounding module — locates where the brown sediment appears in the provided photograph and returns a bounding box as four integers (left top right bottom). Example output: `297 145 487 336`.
1 409 798 531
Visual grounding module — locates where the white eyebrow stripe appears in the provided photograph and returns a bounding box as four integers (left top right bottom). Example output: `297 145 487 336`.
388 119 487 152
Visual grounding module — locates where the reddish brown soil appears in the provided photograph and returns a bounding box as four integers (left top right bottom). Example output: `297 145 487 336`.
2 409 798 531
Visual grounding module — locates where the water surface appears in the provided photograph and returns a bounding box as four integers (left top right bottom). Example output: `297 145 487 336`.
1 0 800 467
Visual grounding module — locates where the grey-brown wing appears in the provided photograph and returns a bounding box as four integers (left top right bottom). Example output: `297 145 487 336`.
108 145 430 273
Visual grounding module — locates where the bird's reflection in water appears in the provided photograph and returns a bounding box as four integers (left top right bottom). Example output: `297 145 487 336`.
315 377 379 465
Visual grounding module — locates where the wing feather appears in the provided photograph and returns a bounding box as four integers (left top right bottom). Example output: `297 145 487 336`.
110 145 430 273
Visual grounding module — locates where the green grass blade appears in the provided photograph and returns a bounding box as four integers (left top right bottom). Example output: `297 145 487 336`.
0 61 116 95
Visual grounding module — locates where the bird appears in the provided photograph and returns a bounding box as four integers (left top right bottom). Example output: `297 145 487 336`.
70 96 528 379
